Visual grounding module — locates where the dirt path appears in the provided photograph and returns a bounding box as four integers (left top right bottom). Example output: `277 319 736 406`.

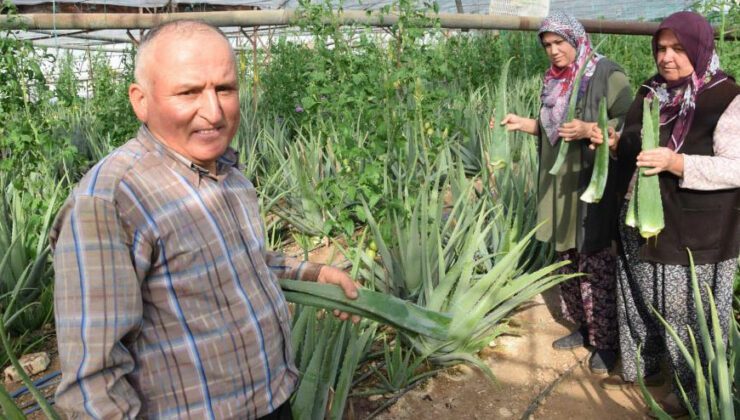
358 288 672 420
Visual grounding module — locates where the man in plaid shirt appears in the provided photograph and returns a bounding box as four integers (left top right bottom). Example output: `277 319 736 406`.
51 20 358 419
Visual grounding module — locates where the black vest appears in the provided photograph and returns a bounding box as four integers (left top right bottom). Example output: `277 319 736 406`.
618 78 740 265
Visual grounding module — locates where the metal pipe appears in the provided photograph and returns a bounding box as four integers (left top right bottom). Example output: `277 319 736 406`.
0 10 733 38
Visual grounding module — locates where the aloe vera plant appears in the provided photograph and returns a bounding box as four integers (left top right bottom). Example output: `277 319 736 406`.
0 175 62 419
637 250 737 420
625 97 664 239
580 97 610 203
351 158 576 377
289 305 375 420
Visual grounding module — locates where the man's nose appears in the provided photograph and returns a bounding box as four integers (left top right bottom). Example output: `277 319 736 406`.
199 89 224 123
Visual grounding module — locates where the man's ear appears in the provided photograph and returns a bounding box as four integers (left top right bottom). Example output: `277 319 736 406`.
129 83 148 123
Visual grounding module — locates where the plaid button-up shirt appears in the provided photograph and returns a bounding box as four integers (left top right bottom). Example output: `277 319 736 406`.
51 126 322 419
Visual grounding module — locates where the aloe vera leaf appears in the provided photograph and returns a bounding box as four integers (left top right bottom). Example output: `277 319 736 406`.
687 328 710 420
650 306 695 372
298 309 317 372
706 284 732 416
311 322 346 420
674 377 698 420
280 280 451 340
489 58 513 169
0 383 24 420
636 98 664 239
548 53 595 175
624 180 638 228
580 97 610 203
290 305 311 367
636 347 673 420
328 324 375 420
290 319 332 420
688 251 716 365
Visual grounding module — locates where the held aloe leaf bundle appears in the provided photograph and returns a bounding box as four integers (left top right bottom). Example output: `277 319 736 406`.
580 97 610 203
548 43 601 176
625 97 664 239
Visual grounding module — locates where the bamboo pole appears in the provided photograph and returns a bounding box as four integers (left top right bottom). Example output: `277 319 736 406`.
0 10 733 38
0 10 652 34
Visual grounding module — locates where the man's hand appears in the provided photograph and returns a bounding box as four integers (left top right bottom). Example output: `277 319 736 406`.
588 125 619 152
559 119 596 142
637 147 684 177
317 266 361 323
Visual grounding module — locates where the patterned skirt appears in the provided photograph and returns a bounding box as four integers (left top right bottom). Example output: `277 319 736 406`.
615 204 735 401
557 248 619 350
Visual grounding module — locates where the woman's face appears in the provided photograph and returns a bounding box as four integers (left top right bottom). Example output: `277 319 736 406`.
655 29 695 82
541 32 577 69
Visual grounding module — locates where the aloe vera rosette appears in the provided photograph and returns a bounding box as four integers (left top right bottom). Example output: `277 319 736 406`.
580 97 610 203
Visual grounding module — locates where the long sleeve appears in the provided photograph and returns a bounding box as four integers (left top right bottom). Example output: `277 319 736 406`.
606 70 633 130
51 195 144 419
680 95 740 190
266 251 324 281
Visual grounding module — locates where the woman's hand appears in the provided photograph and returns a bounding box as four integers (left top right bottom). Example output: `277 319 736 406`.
636 147 684 177
317 266 361 323
497 113 539 136
588 125 619 152
558 119 597 142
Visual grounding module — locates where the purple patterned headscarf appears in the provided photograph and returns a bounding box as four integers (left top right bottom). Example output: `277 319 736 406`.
646 11 727 151
538 11 602 145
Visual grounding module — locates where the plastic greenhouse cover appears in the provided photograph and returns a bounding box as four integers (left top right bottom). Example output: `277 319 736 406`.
10 0 495 14
8 0 696 20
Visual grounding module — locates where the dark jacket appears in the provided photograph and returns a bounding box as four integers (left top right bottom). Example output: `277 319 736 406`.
535 58 631 254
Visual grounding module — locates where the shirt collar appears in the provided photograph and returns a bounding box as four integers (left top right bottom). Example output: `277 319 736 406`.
136 125 241 182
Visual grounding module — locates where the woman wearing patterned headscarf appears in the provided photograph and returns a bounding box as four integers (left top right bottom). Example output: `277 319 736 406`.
594 11 740 416
500 11 633 374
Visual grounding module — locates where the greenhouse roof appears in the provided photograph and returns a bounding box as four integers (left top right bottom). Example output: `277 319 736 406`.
9 0 696 19
3 0 700 50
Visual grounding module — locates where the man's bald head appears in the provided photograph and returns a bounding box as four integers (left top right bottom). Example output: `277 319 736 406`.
134 20 235 87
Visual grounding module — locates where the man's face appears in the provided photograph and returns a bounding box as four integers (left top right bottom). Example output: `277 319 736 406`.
656 29 695 82
130 29 240 171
